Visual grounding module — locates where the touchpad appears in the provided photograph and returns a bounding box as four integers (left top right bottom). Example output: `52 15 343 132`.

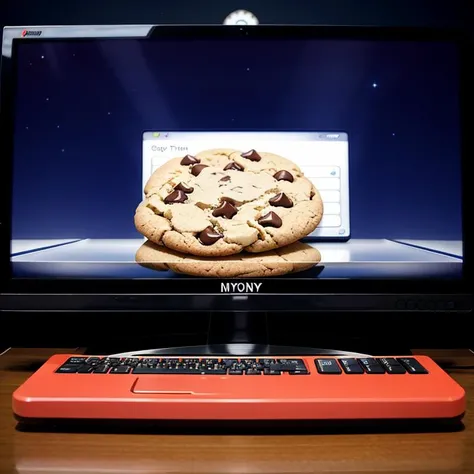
132 377 226 395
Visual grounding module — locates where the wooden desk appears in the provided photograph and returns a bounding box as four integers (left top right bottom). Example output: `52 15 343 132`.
1 348 474 474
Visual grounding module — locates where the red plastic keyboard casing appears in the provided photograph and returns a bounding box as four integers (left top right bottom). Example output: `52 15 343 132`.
12 354 466 422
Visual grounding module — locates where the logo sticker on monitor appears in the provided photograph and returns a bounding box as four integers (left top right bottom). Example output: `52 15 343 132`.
142 131 350 240
21 30 42 37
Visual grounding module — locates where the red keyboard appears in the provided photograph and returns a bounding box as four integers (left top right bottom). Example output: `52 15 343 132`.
13 354 465 425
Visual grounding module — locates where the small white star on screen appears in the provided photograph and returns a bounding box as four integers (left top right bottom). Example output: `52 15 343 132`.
372 83 378 88
246 68 250 71
46 97 49 101
107 112 111 115
41 55 45 59
57 125 60 129
61 149 65 152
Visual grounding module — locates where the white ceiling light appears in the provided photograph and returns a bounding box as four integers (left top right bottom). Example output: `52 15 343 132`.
223 10 259 25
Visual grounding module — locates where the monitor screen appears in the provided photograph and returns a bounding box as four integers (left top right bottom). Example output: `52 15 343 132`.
2 26 467 297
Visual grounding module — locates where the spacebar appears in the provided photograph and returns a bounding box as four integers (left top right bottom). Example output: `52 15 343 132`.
132 368 227 375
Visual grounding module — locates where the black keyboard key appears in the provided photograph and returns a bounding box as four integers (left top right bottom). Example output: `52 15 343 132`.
379 358 406 374
271 360 306 372
289 370 309 375
222 359 238 367
93 365 110 374
359 358 385 374
65 357 87 365
261 358 276 367
339 358 364 374
133 367 175 374
77 365 94 373
315 358 342 374
56 365 78 373
111 366 131 374
263 368 281 375
246 369 261 375
228 369 243 375
170 368 201 374
240 359 258 367
104 358 122 366
86 357 102 365
397 358 429 374
201 368 227 375
122 358 139 366
277 359 306 368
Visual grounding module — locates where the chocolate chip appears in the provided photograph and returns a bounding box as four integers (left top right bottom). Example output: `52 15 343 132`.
224 161 244 171
180 155 200 165
221 197 236 205
273 170 294 182
258 211 282 228
212 201 237 219
191 164 208 176
198 226 223 245
269 192 293 208
174 182 194 193
164 189 188 204
219 175 231 182
240 149 261 162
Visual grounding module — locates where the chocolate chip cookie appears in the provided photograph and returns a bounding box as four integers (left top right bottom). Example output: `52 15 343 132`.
135 148 323 256
136 240 321 278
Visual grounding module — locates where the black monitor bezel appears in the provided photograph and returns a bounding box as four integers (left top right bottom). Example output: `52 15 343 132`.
0 25 472 304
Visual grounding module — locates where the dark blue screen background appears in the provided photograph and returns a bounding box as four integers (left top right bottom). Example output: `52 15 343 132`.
11 38 462 240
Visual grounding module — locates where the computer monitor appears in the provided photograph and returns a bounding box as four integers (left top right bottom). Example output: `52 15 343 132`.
0 25 472 352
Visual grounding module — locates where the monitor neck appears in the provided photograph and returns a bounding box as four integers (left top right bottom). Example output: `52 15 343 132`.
96 312 377 358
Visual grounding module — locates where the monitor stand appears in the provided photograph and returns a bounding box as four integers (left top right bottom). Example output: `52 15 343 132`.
110 312 372 358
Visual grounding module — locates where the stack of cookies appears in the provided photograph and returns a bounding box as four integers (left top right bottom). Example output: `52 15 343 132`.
134 148 323 278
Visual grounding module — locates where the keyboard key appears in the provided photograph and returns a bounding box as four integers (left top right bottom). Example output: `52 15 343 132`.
56 365 78 373
397 358 429 374
289 370 309 375
201 368 227 375
263 368 281 375
315 359 342 374
339 358 364 374
133 367 179 374
359 358 385 374
65 357 87 365
77 365 94 373
228 369 243 375
246 369 261 375
379 358 406 374
277 359 305 368
93 365 110 374
241 359 261 369
111 366 131 374
86 357 102 365
261 358 276 366
273 360 306 372
222 359 238 367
